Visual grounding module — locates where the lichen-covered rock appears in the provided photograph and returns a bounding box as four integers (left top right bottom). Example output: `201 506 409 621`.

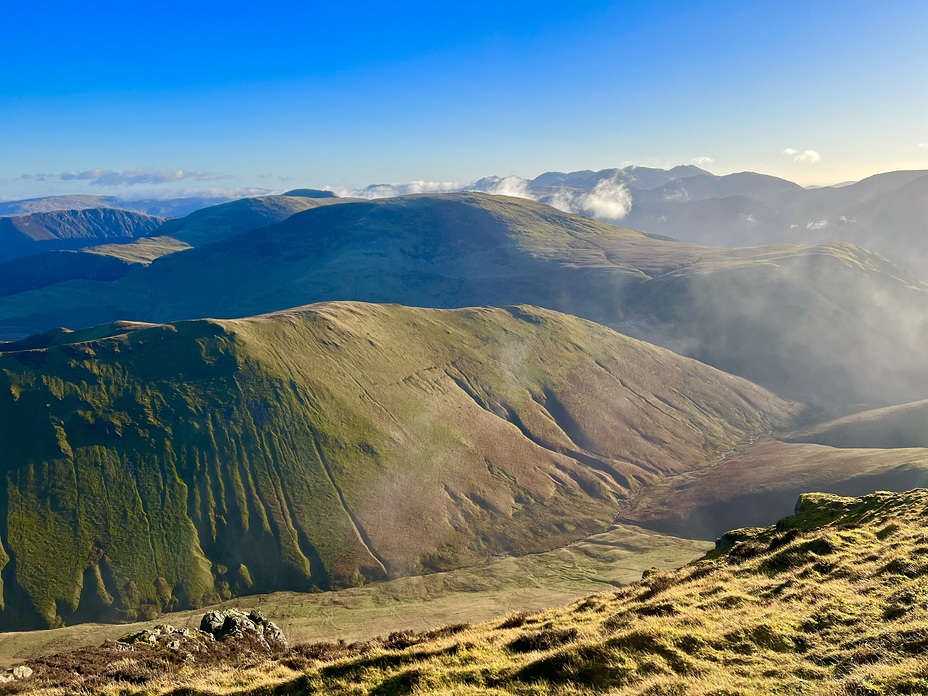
11 666 33 680
113 623 215 664
0 665 34 683
200 610 288 650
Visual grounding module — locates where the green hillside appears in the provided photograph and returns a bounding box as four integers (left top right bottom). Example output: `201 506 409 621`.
0 193 923 407
153 194 345 246
0 195 342 299
0 302 794 630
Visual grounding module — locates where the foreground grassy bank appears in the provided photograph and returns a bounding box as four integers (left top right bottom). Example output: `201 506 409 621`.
0 523 708 669
12 488 928 695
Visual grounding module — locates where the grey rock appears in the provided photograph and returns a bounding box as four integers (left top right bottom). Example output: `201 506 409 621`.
199 609 288 650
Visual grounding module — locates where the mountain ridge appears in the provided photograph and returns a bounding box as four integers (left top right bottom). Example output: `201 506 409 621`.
0 301 795 629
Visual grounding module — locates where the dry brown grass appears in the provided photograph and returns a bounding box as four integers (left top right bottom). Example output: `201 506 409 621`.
10 488 928 695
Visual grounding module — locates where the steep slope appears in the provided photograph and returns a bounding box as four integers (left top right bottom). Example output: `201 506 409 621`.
0 208 164 262
0 302 794 629
786 399 928 449
19 489 928 695
618 438 928 538
0 193 923 407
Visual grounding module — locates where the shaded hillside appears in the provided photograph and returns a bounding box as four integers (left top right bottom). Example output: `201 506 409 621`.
0 193 924 408
17 489 928 695
0 194 246 219
0 302 793 629
786 399 928 449
0 209 164 263
0 252 134 297
0 193 334 297
0 239 191 298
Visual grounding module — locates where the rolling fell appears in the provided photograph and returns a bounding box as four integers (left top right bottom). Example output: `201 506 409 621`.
0 302 794 630
0 193 923 408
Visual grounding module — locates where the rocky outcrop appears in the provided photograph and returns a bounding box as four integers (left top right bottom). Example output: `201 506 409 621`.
0 665 34 684
200 610 289 651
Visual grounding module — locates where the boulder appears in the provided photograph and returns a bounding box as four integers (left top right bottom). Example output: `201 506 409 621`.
200 609 288 650
0 665 34 682
12 666 33 680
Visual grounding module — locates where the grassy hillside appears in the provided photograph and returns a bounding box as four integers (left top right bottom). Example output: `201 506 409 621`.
153 194 345 247
16 488 928 695
0 302 793 629
786 400 928 449
0 193 923 407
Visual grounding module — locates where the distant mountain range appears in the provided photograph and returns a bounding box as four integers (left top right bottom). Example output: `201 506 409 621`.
0 193 246 219
464 165 928 279
0 193 924 409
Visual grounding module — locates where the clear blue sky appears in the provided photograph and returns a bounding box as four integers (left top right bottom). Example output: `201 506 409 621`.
2 0 926 199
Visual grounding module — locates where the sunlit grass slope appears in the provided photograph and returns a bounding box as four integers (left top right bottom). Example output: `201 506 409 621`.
152 194 346 246
0 302 793 629
20 488 928 695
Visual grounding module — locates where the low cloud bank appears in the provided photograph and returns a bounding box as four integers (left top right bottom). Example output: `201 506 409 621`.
327 175 633 221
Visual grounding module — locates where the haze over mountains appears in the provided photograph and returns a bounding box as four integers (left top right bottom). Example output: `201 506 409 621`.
345 165 928 280
0 192 925 409
1 167 927 641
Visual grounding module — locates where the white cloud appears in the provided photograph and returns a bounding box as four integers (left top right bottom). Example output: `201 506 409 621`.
577 177 633 219
542 177 633 220
783 148 822 163
334 180 462 199
55 168 231 187
918 143 928 149
483 175 532 199
806 219 829 230
691 156 715 165
327 173 633 221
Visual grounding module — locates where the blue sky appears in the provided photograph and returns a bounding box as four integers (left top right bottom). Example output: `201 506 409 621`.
2 0 926 199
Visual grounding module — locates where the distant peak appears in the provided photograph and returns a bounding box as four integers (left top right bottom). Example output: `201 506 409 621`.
283 188 338 199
